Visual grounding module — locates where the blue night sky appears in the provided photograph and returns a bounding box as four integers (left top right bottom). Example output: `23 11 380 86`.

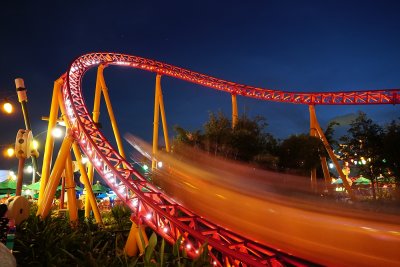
0 0 399 171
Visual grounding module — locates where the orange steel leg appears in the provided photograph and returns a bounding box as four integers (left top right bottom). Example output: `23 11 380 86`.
65 153 78 222
38 133 73 218
38 78 62 207
231 93 238 129
309 105 354 199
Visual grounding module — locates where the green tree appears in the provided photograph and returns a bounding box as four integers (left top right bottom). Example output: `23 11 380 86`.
231 115 267 161
203 111 232 156
324 121 340 148
382 119 400 192
278 134 326 175
338 112 384 199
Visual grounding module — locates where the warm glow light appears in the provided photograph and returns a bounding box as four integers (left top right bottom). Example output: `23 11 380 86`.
25 165 33 173
6 147 14 157
3 102 13 114
157 161 163 168
32 139 39 149
81 156 89 164
51 127 63 138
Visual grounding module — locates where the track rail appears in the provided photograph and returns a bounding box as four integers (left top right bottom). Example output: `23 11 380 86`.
61 52 396 266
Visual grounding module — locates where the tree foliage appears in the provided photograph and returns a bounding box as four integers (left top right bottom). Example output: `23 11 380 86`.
173 112 278 168
277 134 325 175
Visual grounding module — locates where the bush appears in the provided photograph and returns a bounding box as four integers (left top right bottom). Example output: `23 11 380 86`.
13 206 211 266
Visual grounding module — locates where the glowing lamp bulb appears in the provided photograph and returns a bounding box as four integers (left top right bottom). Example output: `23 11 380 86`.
6 147 14 157
145 213 152 220
25 165 33 173
51 127 63 138
157 161 163 168
32 139 39 150
81 156 89 164
3 102 13 114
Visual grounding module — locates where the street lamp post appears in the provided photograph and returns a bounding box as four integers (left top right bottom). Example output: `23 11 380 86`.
15 78 39 182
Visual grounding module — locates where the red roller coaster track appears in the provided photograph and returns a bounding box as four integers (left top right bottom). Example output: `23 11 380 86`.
62 52 397 266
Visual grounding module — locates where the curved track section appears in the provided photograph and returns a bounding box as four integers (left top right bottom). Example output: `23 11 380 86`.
62 52 396 266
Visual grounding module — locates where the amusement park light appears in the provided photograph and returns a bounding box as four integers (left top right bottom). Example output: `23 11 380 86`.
32 139 39 150
25 165 33 174
5 147 15 157
51 127 63 138
157 161 163 168
81 156 89 164
142 164 149 171
2 100 13 114
328 163 334 169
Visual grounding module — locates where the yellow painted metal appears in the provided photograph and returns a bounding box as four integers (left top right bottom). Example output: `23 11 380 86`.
124 221 139 256
56 86 102 221
98 64 128 160
157 75 171 152
38 133 73 218
320 156 332 192
71 142 103 224
65 153 78 222
72 144 102 224
38 78 62 207
231 93 238 129
309 107 318 191
308 105 354 199
152 75 161 170
85 67 103 217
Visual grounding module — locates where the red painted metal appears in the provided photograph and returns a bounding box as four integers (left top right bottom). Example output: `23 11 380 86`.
61 52 395 266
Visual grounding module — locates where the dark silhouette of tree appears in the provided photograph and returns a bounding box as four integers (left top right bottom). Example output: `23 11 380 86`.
203 111 232 156
173 112 277 168
338 111 384 199
277 134 325 175
324 121 340 148
383 119 400 195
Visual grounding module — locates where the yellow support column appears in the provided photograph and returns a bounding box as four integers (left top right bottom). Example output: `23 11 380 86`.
65 153 78 222
157 75 170 152
98 65 128 159
85 66 103 217
320 156 332 193
124 221 139 256
72 142 103 224
38 78 62 207
309 105 355 200
231 93 238 129
38 133 73 218
309 105 318 192
152 75 161 170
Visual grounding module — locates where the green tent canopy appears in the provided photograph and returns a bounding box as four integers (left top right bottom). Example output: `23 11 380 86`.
354 176 371 185
57 185 84 191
